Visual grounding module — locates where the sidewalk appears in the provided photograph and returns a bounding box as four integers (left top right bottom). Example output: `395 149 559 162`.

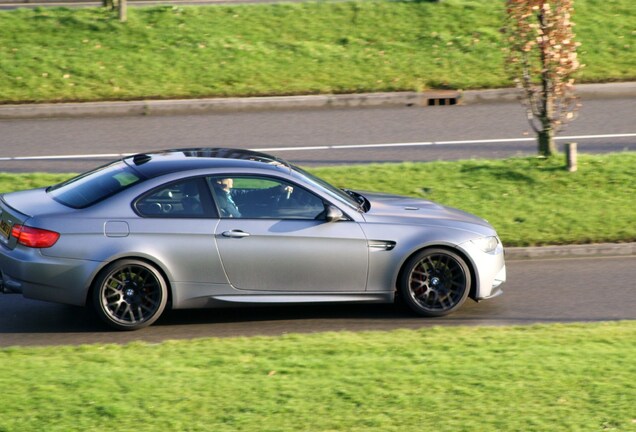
1 82 635 119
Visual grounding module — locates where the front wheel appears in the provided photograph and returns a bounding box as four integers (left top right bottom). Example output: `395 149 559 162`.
92 259 168 331
399 248 471 317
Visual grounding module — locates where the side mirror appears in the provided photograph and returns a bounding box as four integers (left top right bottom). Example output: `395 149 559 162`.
325 205 345 222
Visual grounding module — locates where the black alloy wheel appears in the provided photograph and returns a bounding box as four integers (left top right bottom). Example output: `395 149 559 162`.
399 248 471 317
92 259 168 330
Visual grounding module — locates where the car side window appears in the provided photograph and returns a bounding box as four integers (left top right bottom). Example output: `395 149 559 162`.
208 176 326 220
136 178 214 218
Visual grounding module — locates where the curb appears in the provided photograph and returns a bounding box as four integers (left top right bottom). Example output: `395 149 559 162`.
1 82 635 119
505 242 636 261
461 81 636 104
0 92 428 119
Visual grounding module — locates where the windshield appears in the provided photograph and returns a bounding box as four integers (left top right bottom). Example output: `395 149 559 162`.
47 160 144 209
291 165 364 211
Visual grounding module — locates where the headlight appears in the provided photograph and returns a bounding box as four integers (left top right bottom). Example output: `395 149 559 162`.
471 236 500 253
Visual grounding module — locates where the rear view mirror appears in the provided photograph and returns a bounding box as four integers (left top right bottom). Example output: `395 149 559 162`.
325 205 345 222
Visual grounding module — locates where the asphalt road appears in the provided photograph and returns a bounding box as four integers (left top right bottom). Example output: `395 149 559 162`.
1 98 635 172
1 256 635 347
0 97 634 346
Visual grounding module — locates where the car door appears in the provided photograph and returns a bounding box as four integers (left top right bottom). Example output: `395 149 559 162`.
211 175 369 292
134 177 227 286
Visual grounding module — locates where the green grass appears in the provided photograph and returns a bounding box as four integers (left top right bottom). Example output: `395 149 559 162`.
2 153 634 246
1 322 635 431
0 0 634 103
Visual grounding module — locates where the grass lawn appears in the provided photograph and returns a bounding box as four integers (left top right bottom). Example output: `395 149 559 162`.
0 0 634 103
1 322 635 431
2 153 634 246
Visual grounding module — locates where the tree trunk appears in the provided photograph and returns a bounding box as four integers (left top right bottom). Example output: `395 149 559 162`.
119 0 127 22
538 128 557 157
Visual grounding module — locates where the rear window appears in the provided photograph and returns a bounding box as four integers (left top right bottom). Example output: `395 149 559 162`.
47 161 144 209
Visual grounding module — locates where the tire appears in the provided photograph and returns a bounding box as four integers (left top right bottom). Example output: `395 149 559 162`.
399 248 471 317
92 259 168 331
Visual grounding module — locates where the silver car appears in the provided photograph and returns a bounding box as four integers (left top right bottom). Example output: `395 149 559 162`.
0 148 506 330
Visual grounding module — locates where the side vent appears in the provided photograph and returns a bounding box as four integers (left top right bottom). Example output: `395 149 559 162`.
368 240 397 251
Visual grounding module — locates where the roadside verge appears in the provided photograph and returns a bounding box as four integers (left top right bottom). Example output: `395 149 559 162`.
1 82 635 119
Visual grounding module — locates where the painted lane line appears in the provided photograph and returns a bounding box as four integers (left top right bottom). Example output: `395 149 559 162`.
0 153 135 161
1 132 635 161
260 133 636 152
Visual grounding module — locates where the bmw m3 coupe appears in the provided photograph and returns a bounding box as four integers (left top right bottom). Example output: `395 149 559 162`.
0 148 506 330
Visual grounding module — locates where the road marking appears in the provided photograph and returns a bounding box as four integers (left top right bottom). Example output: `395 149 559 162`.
260 133 636 152
1 133 635 161
0 153 135 161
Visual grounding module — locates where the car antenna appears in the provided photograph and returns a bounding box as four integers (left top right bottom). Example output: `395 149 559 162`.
133 153 152 165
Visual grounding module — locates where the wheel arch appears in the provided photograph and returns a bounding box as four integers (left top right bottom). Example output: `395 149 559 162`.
86 255 174 308
395 244 478 301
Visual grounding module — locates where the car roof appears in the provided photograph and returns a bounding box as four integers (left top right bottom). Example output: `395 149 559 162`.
124 148 293 179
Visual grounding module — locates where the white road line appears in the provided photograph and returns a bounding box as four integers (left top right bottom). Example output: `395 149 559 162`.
1 133 635 161
0 153 136 161
262 133 636 152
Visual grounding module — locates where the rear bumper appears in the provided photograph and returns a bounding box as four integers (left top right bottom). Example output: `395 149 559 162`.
0 270 23 294
0 244 100 306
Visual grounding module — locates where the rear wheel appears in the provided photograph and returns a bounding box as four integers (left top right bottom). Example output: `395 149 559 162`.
92 259 168 331
399 248 471 317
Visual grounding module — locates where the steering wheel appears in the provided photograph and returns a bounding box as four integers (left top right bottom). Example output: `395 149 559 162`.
274 185 293 206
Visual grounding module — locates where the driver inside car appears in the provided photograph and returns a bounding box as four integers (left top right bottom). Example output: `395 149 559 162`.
213 178 293 218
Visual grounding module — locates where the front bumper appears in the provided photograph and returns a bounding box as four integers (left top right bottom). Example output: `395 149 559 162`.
477 264 506 301
458 239 507 301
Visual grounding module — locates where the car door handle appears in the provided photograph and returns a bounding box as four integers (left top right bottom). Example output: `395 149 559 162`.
222 230 251 238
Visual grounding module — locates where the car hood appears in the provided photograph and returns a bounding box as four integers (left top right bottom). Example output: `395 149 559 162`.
360 191 494 232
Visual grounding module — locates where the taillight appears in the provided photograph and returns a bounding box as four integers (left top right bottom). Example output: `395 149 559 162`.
11 225 60 248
